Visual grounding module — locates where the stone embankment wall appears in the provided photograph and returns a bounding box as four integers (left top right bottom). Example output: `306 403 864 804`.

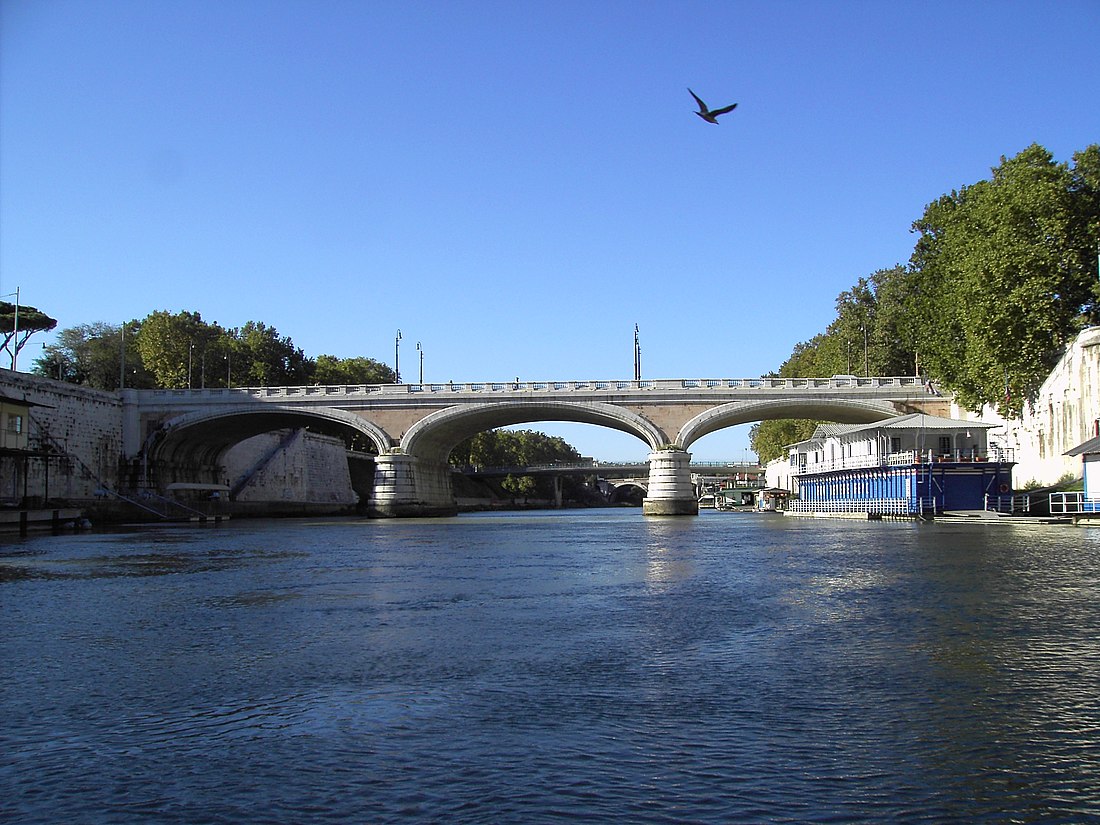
0 369 123 504
0 370 358 512
953 326 1100 487
225 430 357 508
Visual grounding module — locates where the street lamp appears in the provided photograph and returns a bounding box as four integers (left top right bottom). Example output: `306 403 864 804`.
634 324 641 381
416 341 423 384
395 329 402 383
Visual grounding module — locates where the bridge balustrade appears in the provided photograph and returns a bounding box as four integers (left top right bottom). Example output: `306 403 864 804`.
141 375 926 401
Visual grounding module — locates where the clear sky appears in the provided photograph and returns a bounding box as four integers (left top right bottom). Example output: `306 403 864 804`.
2 0 1098 461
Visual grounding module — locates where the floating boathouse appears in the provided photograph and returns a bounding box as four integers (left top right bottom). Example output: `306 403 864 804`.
784 414 1014 518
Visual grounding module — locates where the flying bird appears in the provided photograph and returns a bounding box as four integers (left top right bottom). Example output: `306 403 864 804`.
689 88 737 124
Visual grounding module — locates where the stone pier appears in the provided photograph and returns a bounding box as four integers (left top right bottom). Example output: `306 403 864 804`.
367 453 458 518
642 449 699 516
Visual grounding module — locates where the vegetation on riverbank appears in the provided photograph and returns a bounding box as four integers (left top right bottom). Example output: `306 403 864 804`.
750 143 1100 463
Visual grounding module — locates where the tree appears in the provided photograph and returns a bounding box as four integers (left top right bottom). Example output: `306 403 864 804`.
501 474 537 503
136 311 220 389
1 301 57 369
449 428 581 468
908 144 1100 415
749 419 818 464
749 266 914 462
33 321 153 390
233 321 311 387
311 354 395 385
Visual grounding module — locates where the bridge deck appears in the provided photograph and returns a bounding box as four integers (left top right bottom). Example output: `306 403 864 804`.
137 375 927 404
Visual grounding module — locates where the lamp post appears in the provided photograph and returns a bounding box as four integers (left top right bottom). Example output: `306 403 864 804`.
633 324 641 381
395 329 402 384
417 341 423 384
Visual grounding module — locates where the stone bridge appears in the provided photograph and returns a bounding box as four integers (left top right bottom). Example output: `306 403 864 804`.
122 376 947 517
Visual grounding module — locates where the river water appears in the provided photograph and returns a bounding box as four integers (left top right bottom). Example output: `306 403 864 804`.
2 510 1099 823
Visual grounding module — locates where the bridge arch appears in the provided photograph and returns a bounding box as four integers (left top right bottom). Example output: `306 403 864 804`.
676 398 901 451
146 404 394 468
400 400 667 464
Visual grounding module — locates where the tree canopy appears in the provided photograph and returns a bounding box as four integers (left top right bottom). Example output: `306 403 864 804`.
33 308 398 391
906 144 1099 415
751 143 1100 462
1 301 58 369
449 428 581 469
313 354 394 385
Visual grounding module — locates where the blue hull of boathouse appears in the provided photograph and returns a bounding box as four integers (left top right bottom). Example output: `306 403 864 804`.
793 461 1015 516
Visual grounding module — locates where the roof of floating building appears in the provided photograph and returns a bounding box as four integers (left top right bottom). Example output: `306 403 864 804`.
790 414 997 449
1065 435 1100 456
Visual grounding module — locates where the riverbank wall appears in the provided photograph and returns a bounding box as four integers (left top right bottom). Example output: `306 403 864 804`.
951 326 1100 487
0 369 358 519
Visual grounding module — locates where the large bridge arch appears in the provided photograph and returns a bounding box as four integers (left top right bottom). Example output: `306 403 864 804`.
400 400 667 464
146 404 393 469
675 398 901 451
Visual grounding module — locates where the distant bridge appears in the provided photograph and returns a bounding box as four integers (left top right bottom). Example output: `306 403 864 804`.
123 375 948 517
462 460 764 479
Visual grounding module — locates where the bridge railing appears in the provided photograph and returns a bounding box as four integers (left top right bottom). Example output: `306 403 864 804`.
138 375 929 401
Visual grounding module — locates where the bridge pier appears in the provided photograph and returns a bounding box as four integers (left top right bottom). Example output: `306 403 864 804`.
642 450 699 516
367 453 458 518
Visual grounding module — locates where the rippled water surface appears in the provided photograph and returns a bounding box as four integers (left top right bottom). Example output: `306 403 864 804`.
3 511 1100 823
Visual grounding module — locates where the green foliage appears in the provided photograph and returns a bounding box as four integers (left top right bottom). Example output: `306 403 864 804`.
312 354 395 385
232 321 310 387
1 301 58 368
908 144 1099 415
33 321 153 390
752 142 1099 460
501 474 537 501
449 428 581 468
135 311 217 389
749 419 819 464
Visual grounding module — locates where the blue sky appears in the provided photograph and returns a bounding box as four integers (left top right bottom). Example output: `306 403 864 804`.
2 0 1098 461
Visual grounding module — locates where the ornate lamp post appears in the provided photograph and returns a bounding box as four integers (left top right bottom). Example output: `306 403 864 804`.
395 329 402 383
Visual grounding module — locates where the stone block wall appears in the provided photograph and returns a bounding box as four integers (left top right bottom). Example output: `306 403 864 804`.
0 369 122 504
225 430 357 506
953 326 1100 487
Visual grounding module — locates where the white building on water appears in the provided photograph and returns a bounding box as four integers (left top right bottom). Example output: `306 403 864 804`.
778 413 1015 517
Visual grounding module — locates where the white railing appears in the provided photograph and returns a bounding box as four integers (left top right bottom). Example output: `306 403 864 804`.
985 494 1031 514
140 375 927 401
1050 492 1100 514
795 448 1015 476
785 497 928 516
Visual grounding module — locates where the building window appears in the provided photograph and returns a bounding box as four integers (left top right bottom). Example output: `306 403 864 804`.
938 436 951 455
890 437 901 453
6 414 22 434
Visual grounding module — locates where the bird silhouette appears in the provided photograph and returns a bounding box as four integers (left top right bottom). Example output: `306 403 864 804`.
689 88 737 124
